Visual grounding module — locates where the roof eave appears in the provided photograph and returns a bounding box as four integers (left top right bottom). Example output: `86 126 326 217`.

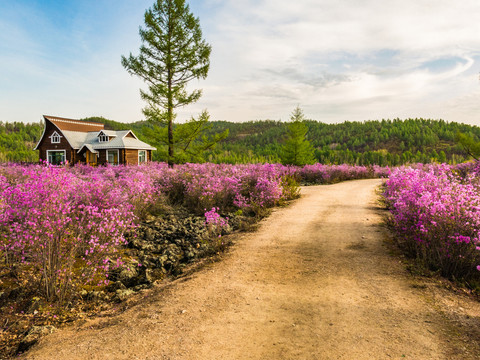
77 144 99 154
93 146 156 150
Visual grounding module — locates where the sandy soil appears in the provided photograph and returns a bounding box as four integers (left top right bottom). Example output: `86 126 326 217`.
23 179 480 360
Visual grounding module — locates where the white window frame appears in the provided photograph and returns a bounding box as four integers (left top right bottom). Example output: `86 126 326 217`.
138 150 147 163
46 150 66 165
50 131 61 144
99 134 109 143
106 149 119 165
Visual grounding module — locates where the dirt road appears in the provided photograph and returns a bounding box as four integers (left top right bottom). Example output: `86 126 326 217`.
25 179 480 359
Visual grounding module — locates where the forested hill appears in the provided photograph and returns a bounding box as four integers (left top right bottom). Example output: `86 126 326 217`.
203 118 480 165
0 121 43 162
1 117 479 165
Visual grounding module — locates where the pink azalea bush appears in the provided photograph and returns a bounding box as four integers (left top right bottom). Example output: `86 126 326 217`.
204 207 230 238
298 164 390 184
0 161 387 302
0 165 136 302
384 163 480 281
155 162 295 214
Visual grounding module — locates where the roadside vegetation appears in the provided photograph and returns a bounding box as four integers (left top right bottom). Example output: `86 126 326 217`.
0 161 386 357
383 162 480 290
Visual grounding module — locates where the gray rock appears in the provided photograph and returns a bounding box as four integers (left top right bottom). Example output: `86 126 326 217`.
106 280 127 292
145 215 156 223
145 268 165 283
113 262 140 286
145 227 156 241
87 290 106 301
117 212 234 287
17 325 56 353
115 288 135 302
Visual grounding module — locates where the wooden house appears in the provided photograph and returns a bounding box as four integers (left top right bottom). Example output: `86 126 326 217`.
34 115 156 165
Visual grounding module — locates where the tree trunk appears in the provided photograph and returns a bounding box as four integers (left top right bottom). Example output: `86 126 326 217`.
167 105 174 167
167 3 174 168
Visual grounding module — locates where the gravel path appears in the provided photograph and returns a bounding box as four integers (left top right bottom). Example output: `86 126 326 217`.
24 179 480 359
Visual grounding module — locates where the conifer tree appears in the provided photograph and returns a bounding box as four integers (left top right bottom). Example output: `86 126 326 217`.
122 0 226 165
281 106 316 166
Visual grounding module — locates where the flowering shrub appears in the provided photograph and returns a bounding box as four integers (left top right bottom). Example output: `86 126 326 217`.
0 161 386 302
0 165 135 302
298 164 389 184
155 163 295 214
384 164 480 281
204 207 230 240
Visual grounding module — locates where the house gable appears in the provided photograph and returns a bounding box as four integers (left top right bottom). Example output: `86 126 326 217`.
35 118 76 163
123 131 137 140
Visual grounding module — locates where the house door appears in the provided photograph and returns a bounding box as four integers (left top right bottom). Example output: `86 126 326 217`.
86 151 98 165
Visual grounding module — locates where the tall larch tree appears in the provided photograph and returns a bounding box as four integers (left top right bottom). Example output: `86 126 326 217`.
122 0 226 166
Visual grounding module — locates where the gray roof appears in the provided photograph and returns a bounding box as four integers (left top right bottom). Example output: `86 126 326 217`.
58 129 156 152
78 143 99 154
61 130 89 149
91 131 156 151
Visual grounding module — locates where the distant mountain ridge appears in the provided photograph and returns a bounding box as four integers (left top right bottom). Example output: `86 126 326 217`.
1 117 479 165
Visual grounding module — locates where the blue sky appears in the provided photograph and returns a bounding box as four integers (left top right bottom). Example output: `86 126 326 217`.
1 0 480 125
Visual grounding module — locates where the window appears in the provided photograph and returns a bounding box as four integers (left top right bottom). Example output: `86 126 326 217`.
99 134 109 142
106 149 119 165
50 131 61 144
47 150 66 165
138 150 146 163
86 151 98 165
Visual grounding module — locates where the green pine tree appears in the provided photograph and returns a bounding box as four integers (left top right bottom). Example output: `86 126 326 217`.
121 0 226 166
281 106 316 166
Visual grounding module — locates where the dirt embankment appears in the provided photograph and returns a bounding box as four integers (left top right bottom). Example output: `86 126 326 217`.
23 179 480 360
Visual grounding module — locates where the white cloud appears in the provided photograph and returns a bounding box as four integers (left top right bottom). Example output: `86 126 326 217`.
188 0 480 123
1 0 480 125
